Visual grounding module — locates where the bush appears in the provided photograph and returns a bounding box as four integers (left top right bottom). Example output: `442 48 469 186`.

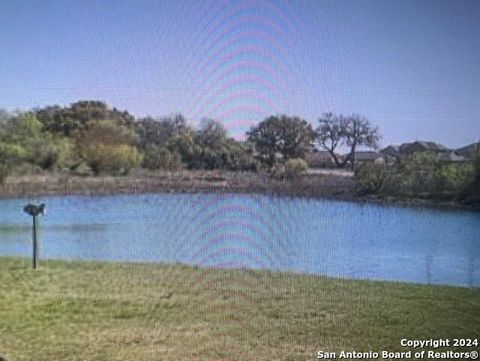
82 144 142 175
437 163 474 193
460 158 480 203
221 141 259 171
472 158 480 195
0 142 26 182
354 152 478 200
284 158 307 179
0 162 9 184
143 145 182 170
399 152 442 195
355 163 389 194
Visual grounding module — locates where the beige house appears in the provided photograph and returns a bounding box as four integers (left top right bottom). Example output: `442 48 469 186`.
305 151 338 168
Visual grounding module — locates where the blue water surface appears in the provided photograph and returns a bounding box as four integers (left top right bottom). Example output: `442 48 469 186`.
0 193 479 287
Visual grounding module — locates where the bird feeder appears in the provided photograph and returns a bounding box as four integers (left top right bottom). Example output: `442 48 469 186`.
23 203 46 269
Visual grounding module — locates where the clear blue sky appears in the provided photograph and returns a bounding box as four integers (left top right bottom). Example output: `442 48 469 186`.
1 0 479 147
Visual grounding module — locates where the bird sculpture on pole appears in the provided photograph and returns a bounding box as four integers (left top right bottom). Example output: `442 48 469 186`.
23 203 46 269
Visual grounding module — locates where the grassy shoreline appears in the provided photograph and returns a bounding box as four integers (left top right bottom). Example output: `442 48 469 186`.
1 170 477 212
1 257 479 360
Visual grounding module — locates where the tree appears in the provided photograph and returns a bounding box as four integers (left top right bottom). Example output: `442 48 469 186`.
36 101 135 136
316 113 379 169
2 112 70 170
316 113 347 167
343 115 379 170
136 114 189 148
247 115 315 167
195 119 227 149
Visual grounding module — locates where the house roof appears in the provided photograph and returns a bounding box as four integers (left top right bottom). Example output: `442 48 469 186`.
438 151 467 162
456 142 480 158
380 145 400 156
342 151 384 161
399 141 449 153
305 151 337 165
307 150 334 158
382 145 400 151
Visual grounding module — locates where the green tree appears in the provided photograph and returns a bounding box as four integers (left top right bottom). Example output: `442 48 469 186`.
195 119 227 149
36 101 135 136
136 114 189 148
220 140 259 171
247 115 315 167
2 112 73 170
166 131 201 169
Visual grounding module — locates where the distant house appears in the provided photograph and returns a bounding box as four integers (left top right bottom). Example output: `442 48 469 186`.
438 151 467 163
381 140 475 164
456 142 480 160
380 145 400 158
380 140 450 163
343 151 386 166
398 141 448 157
305 151 338 168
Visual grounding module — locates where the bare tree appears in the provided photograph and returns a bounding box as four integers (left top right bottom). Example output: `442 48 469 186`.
316 113 347 167
316 113 379 169
343 115 379 169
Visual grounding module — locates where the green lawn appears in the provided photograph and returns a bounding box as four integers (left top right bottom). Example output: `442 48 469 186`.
0 257 479 360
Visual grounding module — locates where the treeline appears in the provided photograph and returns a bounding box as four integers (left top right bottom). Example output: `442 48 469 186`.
0 101 263 181
1 100 478 205
0 101 311 181
0 100 379 181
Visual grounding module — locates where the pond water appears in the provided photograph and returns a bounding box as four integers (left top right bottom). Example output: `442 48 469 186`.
0 193 479 287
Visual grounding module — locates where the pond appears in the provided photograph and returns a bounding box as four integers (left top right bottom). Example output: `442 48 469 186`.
0 193 479 287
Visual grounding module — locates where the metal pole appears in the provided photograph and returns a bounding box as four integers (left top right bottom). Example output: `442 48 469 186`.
32 215 38 269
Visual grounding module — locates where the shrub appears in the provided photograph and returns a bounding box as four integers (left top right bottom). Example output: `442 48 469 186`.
284 158 307 179
354 152 478 200
399 152 441 195
355 163 389 194
143 145 182 170
221 141 259 171
55 137 79 170
82 144 142 175
437 163 474 193
0 143 26 183
0 162 9 184
460 158 480 202
473 158 480 195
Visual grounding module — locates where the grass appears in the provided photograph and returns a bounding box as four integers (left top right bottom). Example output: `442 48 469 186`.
0 257 479 361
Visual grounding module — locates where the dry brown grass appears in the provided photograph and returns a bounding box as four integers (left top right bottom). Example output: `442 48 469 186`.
0 170 355 201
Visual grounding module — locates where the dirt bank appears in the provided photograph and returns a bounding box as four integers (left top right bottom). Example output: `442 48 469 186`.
0 170 477 211
0 170 355 200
